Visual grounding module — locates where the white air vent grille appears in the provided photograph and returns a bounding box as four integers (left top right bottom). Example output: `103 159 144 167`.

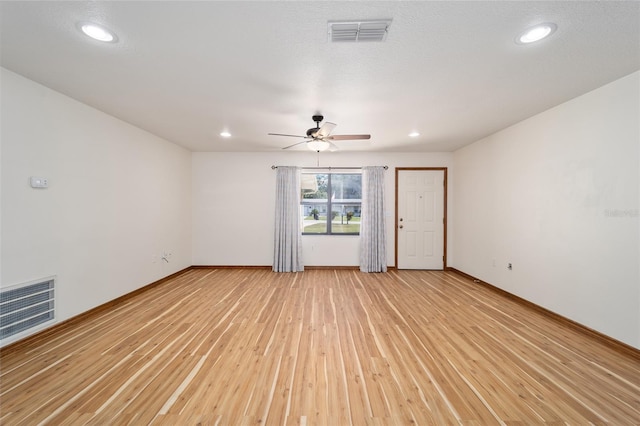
1 278 55 340
328 20 392 43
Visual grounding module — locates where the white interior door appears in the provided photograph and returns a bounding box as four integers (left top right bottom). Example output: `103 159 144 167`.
397 169 445 270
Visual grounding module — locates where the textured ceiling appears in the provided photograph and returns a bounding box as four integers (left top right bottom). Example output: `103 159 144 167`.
1 1 638 152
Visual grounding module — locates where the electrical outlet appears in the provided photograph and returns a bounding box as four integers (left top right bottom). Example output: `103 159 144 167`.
30 176 49 188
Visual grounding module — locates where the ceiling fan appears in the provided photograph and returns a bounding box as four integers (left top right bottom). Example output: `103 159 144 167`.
268 114 371 152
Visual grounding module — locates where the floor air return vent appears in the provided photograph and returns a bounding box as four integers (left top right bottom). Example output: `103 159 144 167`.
1 278 55 340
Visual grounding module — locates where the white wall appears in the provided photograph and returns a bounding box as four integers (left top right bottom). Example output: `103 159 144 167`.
1 68 192 347
192 151 454 267
452 71 640 348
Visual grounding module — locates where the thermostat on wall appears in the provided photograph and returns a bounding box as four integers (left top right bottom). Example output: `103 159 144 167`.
30 176 49 188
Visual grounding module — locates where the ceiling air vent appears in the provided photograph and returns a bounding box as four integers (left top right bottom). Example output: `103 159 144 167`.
328 20 392 43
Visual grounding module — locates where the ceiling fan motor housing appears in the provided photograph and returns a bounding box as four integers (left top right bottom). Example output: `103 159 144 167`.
307 115 324 137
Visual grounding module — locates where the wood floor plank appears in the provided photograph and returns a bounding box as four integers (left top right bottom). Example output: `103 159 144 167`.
1 268 639 425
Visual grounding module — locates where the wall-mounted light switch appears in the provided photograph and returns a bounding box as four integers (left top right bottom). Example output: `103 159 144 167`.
30 177 49 188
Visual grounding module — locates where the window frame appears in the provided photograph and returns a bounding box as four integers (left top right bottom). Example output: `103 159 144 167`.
300 172 362 236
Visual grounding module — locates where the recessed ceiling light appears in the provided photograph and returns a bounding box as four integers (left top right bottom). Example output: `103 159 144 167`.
516 22 557 44
409 132 420 137
220 131 231 138
79 22 118 43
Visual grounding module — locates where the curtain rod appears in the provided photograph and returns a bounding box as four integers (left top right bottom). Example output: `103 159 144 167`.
271 166 388 170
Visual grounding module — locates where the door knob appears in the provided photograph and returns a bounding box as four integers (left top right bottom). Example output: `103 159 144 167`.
399 225 403 229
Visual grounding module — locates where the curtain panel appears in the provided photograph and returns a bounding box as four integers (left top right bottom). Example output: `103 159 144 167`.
360 166 387 272
273 166 304 272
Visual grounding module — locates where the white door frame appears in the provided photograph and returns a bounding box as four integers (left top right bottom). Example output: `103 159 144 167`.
395 167 448 269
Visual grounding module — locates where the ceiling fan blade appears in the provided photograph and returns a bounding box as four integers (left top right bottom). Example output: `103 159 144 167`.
326 134 371 140
315 122 337 138
268 133 307 138
282 140 308 150
327 141 339 152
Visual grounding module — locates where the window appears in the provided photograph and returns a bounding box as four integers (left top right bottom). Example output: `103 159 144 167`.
301 173 361 235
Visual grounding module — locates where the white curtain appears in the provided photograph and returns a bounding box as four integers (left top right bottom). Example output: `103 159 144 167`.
360 166 387 272
273 166 304 272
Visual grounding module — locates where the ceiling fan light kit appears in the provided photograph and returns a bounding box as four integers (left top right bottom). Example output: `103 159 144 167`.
307 140 330 152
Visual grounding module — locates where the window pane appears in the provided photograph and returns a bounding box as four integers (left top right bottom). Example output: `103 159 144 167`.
302 202 328 233
331 174 361 201
330 204 361 234
301 174 328 200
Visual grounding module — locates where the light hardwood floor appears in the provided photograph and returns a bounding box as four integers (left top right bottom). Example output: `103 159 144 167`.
1 268 639 425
